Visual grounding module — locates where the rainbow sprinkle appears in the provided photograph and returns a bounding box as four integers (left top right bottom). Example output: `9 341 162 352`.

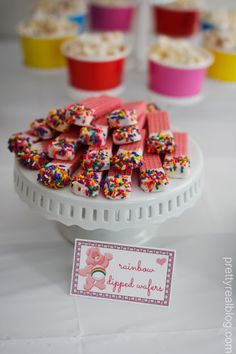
30 118 56 140
18 149 50 170
48 138 79 160
47 109 69 133
8 133 33 153
72 170 101 198
81 150 110 171
113 126 141 144
147 133 175 154
163 156 190 175
66 104 95 126
37 164 71 189
103 174 132 200
111 152 143 171
79 126 107 147
140 169 169 193
108 109 137 128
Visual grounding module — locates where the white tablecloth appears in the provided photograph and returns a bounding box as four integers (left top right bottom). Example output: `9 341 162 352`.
0 41 235 354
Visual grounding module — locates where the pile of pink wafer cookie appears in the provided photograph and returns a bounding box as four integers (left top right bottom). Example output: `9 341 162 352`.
8 95 190 200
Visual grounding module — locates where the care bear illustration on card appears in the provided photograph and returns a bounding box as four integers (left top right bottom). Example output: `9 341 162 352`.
79 247 113 291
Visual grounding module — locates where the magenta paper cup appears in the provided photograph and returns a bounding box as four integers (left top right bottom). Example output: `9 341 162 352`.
148 50 213 100
90 3 135 32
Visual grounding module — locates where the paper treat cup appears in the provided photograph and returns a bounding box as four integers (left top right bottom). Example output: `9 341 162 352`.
90 4 135 32
148 50 213 98
207 49 236 82
153 6 200 37
20 35 75 69
68 13 87 33
62 48 129 91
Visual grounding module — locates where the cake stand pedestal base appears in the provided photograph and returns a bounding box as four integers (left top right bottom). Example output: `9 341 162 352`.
57 222 160 245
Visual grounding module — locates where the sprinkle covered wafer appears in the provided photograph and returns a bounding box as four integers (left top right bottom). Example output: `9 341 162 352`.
48 127 81 160
107 101 146 128
47 108 69 133
8 130 40 154
112 126 141 145
66 95 122 126
103 168 132 200
71 169 103 198
111 129 146 171
38 153 81 189
111 112 146 145
81 136 113 171
79 116 108 147
163 131 190 178
30 118 58 140
140 153 168 193
17 140 51 170
147 111 175 154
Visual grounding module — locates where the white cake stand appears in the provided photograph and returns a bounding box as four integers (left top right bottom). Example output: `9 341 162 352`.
14 138 203 244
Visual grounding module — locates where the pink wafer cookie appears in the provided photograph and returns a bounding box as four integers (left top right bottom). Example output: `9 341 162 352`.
46 108 69 133
138 113 147 130
140 153 169 193
107 101 146 128
125 101 147 117
112 126 141 145
17 140 51 170
163 131 190 178
147 111 175 154
103 168 132 200
46 98 92 133
30 118 58 140
48 127 81 160
8 130 40 154
38 153 81 189
112 113 147 145
66 95 122 127
111 130 146 171
81 136 113 171
71 169 103 198
79 116 108 147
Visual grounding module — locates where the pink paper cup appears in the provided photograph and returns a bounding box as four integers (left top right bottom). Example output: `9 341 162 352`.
148 49 213 99
90 4 135 32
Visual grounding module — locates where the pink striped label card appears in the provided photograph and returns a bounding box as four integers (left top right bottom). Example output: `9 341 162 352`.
71 239 176 307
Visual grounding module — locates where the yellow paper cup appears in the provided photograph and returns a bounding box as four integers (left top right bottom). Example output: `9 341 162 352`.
20 35 75 69
208 49 236 82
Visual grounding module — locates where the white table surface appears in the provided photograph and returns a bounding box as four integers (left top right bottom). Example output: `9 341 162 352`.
0 40 236 354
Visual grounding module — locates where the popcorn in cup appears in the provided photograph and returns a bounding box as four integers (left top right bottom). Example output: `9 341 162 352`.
153 0 201 38
90 0 135 32
201 9 236 32
203 30 236 82
18 16 77 69
62 32 129 93
148 36 214 101
33 0 88 32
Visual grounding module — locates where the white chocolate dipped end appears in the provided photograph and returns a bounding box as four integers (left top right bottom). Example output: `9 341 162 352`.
71 170 103 198
163 131 190 179
140 153 168 193
103 169 132 200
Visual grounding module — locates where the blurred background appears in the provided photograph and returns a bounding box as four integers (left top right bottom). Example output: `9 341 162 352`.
0 0 235 38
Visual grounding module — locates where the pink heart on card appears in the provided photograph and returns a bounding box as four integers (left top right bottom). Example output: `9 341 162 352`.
156 258 166 266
